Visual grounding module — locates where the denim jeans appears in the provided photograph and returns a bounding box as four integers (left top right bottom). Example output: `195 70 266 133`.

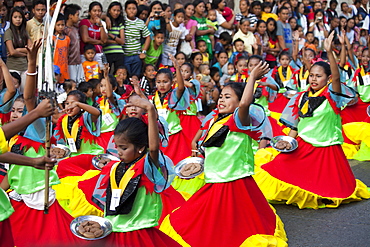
123 55 142 76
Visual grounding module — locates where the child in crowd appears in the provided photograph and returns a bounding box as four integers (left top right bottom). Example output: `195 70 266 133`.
77 81 94 106
359 29 368 46
88 78 102 104
82 44 100 81
114 66 132 96
162 8 186 66
212 51 229 76
140 64 157 96
175 52 187 67
304 31 317 52
144 29 165 67
64 4 84 83
196 40 210 65
229 38 249 65
53 13 70 84
206 9 218 49
213 31 232 60
220 62 235 85
56 79 77 110
230 56 248 83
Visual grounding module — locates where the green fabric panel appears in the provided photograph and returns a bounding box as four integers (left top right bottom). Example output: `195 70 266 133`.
298 100 343 147
8 147 60 194
0 189 14 221
105 186 162 232
204 132 254 183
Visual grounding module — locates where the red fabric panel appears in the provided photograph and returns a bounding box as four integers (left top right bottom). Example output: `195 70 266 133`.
268 116 286 137
0 219 14 247
169 177 277 247
269 93 290 113
9 200 88 247
160 131 191 166
262 137 357 198
178 114 201 149
95 131 114 152
340 98 370 124
57 154 96 179
157 186 186 227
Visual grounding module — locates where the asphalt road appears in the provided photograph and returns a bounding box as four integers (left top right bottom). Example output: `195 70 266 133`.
275 160 370 247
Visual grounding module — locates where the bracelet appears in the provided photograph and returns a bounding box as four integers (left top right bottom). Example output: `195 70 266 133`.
113 35 117 40
25 70 38 76
191 149 199 153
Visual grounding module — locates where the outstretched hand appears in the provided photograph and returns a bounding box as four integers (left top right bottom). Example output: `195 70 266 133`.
35 99 55 118
26 38 43 62
125 94 153 112
130 78 147 99
249 61 270 80
324 31 335 52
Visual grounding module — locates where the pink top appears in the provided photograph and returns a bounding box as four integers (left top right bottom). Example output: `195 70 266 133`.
185 19 198 49
79 18 103 54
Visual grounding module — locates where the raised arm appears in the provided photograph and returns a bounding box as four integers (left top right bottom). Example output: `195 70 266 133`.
23 39 42 112
103 64 116 105
338 31 347 68
169 54 185 99
292 30 299 62
238 61 270 126
64 101 101 123
324 31 341 93
1 99 54 139
0 58 16 103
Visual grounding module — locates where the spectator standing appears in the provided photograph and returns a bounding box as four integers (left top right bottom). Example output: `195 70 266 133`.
277 7 293 54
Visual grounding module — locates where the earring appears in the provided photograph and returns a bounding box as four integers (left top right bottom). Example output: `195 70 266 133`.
139 150 142 154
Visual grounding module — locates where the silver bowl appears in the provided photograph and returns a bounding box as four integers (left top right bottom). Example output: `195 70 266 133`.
175 157 204 179
70 215 113 240
283 90 298 99
271 136 298 152
51 144 71 160
92 154 120 170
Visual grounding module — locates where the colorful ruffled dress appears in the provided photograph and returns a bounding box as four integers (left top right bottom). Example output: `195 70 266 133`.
291 66 310 92
62 152 180 246
171 80 205 198
6 120 88 247
269 65 297 114
0 128 15 247
53 111 104 214
340 65 370 124
96 93 125 151
254 84 370 209
160 105 288 246
150 87 190 165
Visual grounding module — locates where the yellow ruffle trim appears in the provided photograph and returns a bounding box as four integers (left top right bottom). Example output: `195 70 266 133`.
171 174 206 200
53 170 104 218
254 148 281 168
341 143 360 159
159 204 288 247
342 122 370 160
253 168 370 209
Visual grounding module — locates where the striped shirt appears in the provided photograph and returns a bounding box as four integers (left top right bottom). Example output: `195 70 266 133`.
103 24 124 54
123 17 150 56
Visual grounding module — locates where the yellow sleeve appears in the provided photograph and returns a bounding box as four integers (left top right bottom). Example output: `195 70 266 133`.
0 128 8 155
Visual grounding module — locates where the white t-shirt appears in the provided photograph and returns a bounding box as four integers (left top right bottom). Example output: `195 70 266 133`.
163 22 186 55
215 11 232 38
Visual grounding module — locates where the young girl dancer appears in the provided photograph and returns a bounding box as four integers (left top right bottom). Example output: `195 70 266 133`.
254 33 370 209
150 54 191 165
160 62 287 246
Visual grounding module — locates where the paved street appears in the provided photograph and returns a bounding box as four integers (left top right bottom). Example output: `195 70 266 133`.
275 160 370 247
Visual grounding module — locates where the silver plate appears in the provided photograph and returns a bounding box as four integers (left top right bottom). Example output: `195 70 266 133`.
271 136 298 152
51 144 71 160
92 154 120 170
175 157 204 179
70 215 113 241
283 90 298 99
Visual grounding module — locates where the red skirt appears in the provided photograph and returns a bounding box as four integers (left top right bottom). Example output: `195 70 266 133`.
57 154 96 179
164 177 286 247
340 98 370 124
269 93 290 114
101 227 180 247
96 131 114 151
178 114 201 146
9 200 89 247
0 218 14 247
261 137 356 198
160 131 191 165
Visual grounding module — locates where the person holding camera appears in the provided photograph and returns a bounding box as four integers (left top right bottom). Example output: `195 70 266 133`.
308 9 329 50
145 1 171 38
